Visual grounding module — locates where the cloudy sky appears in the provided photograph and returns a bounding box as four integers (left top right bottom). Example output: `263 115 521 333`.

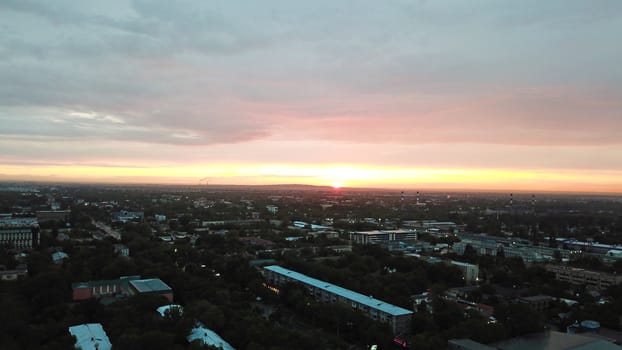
1 0 622 192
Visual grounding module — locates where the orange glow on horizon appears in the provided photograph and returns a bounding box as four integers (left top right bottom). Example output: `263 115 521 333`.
1 163 622 194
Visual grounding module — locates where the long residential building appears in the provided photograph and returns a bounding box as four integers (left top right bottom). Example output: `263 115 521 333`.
546 265 622 290
350 229 418 245
263 265 413 335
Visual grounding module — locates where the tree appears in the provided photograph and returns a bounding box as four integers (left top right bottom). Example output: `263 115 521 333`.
463 244 477 259
496 247 505 258
494 303 544 337
432 298 464 330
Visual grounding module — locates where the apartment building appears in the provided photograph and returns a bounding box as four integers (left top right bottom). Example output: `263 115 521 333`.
263 265 413 335
350 229 418 245
0 216 40 249
546 265 622 290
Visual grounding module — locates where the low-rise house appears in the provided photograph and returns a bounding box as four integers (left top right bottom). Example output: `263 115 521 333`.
0 264 28 281
517 295 555 311
113 244 130 257
72 275 173 302
51 251 69 264
266 205 278 214
412 292 433 313
72 276 141 301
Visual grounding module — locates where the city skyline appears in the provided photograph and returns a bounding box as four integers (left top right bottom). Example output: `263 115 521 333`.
2 1 622 193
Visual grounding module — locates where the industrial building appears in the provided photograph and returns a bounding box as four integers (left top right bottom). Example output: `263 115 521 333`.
263 265 413 335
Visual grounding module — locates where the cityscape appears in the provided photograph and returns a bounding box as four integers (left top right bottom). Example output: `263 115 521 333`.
0 184 621 349
1 1 622 350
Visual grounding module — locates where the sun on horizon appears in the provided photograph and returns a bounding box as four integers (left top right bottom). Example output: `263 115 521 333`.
331 182 344 189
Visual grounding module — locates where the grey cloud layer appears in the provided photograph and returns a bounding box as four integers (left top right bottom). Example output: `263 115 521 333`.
1 0 621 147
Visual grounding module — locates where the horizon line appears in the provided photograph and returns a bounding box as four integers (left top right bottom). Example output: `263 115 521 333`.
1 179 621 196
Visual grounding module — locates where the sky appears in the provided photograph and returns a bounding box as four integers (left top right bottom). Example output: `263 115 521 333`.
1 0 622 193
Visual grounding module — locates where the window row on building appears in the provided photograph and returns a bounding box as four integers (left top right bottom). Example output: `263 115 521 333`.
350 229 418 245
546 265 622 290
263 265 413 335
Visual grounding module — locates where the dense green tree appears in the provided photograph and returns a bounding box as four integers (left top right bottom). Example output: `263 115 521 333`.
494 303 544 336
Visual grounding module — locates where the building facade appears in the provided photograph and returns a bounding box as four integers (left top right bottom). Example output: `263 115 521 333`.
72 276 173 302
518 295 555 311
546 265 622 290
350 229 418 245
450 261 479 284
0 216 40 249
263 265 413 335
72 275 142 301
36 210 70 223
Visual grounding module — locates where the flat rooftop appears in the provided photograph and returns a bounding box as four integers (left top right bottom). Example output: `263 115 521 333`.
129 278 172 293
68 323 112 350
264 265 413 317
492 331 622 350
449 339 496 350
451 261 478 267
353 229 417 235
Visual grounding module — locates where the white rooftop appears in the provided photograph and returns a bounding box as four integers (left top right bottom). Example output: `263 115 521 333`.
188 323 235 350
265 265 413 316
68 323 112 350
156 304 184 317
